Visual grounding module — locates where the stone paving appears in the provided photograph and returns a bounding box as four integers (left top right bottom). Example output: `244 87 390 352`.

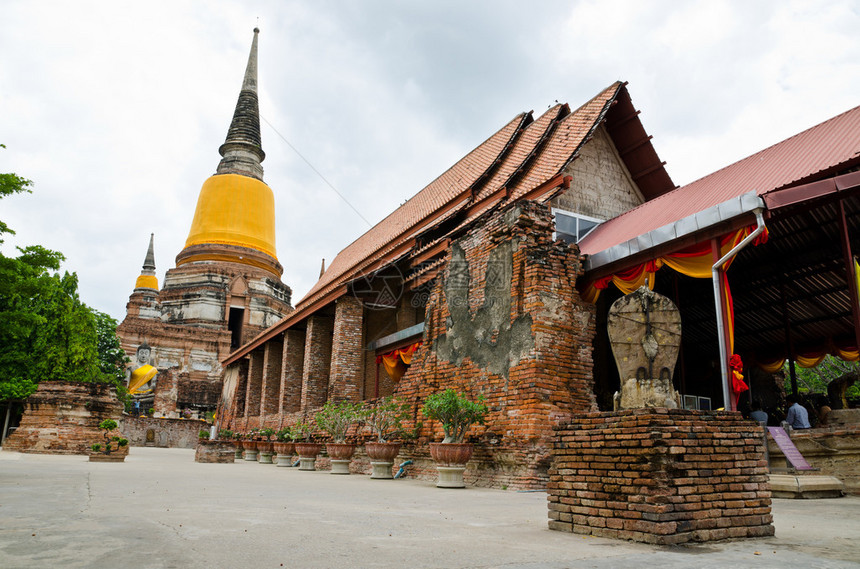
1 447 858 569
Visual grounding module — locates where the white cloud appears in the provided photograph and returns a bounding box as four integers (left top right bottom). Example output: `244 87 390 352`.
1 0 858 321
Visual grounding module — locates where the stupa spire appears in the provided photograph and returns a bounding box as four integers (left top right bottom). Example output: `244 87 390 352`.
134 233 158 291
217 28 265 180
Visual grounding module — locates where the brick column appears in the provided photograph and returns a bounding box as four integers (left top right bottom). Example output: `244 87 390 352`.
261 337 283 418
301 314 334 411
246 348 265 418
329 296 364 402
281 329 305 413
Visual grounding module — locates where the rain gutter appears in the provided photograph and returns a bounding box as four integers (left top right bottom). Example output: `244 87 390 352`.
712 208 766 411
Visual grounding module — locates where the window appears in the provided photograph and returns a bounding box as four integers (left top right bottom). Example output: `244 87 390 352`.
552 208 603 244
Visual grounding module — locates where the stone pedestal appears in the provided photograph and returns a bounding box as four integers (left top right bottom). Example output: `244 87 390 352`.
194 440 236 463
276 454 293 467
244 449 258 461
436 466 466 488
769 474 845 498
298 457 316 471
259 451 274 464
370 461 394 479
330 459 351 475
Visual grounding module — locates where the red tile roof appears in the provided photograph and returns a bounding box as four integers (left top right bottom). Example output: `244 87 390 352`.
298 82 626 311
224 81 674 364
579 103 860 258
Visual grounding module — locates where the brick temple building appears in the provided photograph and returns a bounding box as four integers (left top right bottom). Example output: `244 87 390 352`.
117 29 293 418
218 81 676 486
216 69 860 490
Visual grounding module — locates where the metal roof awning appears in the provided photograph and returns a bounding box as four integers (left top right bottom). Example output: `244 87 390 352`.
585 191 765 271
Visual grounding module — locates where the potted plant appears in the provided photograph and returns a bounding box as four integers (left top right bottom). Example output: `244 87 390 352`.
422 389 488 488
292 420 322 471
273 426 296 467
315 400 367 474
257 427 276 464
242 430 259 461
89 419 129 462
365 396 411 479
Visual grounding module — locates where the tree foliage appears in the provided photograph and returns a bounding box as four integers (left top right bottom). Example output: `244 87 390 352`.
785 355 860 400
0 146 126 402
94 310 130 383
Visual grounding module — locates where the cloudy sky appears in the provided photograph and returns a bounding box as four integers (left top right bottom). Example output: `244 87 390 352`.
1 0 859 322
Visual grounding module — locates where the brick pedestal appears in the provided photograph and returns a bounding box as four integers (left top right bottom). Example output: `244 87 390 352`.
194 440 236 463
548 409 773 544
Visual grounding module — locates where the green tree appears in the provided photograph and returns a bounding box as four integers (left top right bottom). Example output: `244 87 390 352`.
785 356 860 400
0 146 122 403
94 310 130 383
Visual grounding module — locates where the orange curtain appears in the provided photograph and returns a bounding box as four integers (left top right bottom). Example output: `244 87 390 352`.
754 339 859 372
376 341 422 383
582 225 768 303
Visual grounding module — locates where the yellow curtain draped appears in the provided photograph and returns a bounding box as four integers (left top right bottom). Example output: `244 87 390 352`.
582 225 766 303
377 342 422 383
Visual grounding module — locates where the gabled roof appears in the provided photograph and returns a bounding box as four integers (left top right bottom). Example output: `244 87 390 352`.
224 81 673 365
579 103 860 262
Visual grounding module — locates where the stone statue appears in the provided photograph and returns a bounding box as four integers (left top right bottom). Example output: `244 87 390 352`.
607 285 682 410
127 342 158 397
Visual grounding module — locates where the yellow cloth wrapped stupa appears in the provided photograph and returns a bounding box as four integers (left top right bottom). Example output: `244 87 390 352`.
175 28 282 278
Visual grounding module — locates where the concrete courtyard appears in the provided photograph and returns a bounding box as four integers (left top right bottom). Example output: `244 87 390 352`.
1 446 858 569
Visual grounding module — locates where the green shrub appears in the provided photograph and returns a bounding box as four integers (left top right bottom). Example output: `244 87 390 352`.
314 401 368 443
421 389 488 443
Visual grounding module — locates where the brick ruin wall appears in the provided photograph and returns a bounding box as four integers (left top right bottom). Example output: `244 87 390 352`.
121 416 210 449
393 200 597 489
548 409 773 544
3 381 127 455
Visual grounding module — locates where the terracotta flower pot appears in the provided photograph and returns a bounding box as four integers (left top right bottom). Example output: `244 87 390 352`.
273 442 295 456
294 442 323 458
429 442 473 466
326 443 356 460
429 443 473 488
89 454 125 463
365 442 402 462
326 443 356 475
295 442 323 471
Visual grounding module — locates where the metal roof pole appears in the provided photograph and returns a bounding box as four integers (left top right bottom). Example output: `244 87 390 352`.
712 209 766 411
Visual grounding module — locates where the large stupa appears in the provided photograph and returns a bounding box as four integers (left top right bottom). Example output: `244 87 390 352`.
117 28 293 418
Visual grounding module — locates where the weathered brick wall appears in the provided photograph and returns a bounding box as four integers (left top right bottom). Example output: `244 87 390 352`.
282 329 305 412
329 296 364 402
121 416 208 448
301 314 334 410
395 200 596 489
3 382 125 455
548 409 773 545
